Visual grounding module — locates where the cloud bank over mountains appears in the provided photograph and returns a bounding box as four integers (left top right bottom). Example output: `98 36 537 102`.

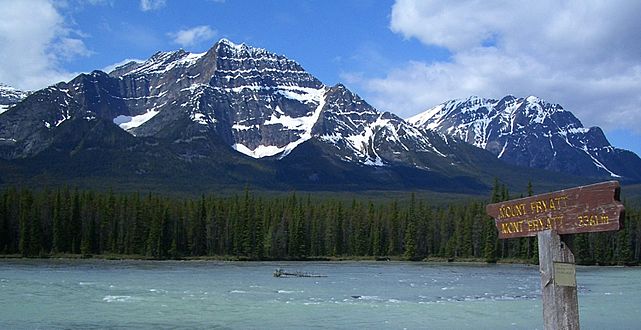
1 0 640 140
0 0 89 91
358 0 641 135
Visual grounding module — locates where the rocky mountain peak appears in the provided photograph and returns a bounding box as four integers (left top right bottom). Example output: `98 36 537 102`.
409 95 641 181
2 39 640 190
0 84 28 103
0 83 29 114
211 39 322 90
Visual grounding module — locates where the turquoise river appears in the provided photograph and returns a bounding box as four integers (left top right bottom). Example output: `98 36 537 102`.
1 260 639 329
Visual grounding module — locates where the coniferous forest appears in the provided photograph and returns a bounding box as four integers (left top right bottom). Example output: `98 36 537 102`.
1 183 639 266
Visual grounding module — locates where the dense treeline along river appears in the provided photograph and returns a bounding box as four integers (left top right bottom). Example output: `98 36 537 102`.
1 260 640 329
1 185 640 264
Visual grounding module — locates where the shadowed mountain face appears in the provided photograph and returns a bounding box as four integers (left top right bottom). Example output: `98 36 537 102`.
0 39 631 193
409 96 641 183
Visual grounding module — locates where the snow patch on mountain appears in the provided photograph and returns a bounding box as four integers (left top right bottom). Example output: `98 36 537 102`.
113 110 160 131
232 143 283 158
120 50 206 76
231 87 328 159
0 84 29 114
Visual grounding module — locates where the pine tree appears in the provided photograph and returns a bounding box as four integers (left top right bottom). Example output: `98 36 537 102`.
404 214 417 260
190 196 207 256
387 200 400 255
614 223 632 265
69 190 82 254
0 189 8 253
29 202 43 257
403 194 418 259
18 190 33 257
51 190 63 254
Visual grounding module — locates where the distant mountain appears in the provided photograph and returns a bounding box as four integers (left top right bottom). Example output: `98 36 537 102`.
408 95 641 182
0 40 604 192
0 84 28 115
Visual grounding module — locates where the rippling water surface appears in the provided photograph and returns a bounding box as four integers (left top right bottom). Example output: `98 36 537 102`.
0 260 639 329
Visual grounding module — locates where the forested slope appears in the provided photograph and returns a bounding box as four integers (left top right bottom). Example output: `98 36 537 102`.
1 185 638 265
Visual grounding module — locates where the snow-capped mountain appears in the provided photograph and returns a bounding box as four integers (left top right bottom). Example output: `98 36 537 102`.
0 39 455 167
409 95 641 181
0 84 28 114
0 39 625 191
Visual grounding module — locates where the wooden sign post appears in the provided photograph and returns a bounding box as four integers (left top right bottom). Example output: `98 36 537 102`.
486 181 624 330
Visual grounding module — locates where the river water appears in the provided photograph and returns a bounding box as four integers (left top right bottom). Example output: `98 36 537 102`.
0 260 639 329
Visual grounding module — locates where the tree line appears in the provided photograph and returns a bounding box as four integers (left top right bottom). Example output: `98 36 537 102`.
0 183 639 265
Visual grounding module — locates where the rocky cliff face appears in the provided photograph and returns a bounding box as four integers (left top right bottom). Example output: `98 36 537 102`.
0 39 460 168
409 95 641 181
0 39 633 192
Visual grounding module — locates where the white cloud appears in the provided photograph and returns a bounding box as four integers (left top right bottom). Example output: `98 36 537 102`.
0 0 90 90
140 0 166 12
168 25 217 48
354 0 641 134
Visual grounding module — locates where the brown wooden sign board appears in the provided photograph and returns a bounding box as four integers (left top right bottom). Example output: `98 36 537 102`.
486 181 624 239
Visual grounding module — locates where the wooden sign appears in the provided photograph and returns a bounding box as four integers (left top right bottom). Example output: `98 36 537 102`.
486 181 625 330
486 181 624 239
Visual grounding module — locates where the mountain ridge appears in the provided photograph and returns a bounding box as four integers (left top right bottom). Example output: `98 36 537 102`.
408 95 641 182
0 39 635 193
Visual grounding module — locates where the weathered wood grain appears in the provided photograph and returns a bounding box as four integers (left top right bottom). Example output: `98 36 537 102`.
487 181 623 239
538 231 580 330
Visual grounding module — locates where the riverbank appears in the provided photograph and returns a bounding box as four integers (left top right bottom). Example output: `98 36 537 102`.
4 253 634 266
0 253 518 262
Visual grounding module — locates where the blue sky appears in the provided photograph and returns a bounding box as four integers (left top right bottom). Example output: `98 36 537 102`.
2 0 641 155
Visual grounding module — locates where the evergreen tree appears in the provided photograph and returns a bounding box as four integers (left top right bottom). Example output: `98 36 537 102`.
614 223 632 265
0 189 8 253
387 200 400 255
29 201 43 256
404 214 417 259
69 189 82 254
190 196 207 256
573 233 593 265
51 190 64 254
18 190 34 256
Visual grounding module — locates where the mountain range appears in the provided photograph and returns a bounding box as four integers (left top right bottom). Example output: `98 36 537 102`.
0 39 638 194
409 96 641 180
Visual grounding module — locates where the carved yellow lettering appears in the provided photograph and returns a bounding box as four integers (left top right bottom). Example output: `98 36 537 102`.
546 217 556 230
500 204 529 220
509 221 524 233
528 218 546 232
530 201 545 214
527 219 536 231
600 215 609 224
577 214 609 227
501 223 511 234
548 198 556 210
502 206 510 219
556 196 568 208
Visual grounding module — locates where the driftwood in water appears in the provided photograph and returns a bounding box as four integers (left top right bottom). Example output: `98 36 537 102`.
273 268 327 278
